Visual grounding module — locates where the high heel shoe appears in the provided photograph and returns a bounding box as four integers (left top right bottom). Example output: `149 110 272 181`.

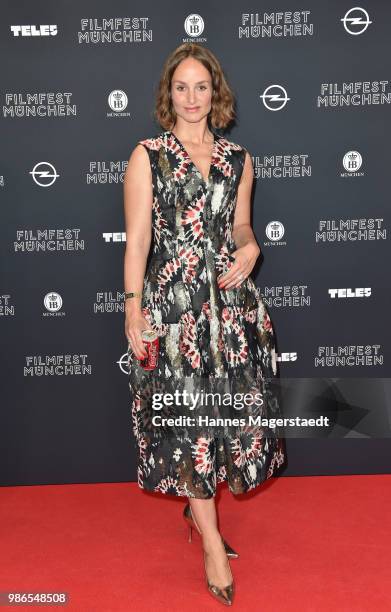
183 502 239 559
204 541 235 606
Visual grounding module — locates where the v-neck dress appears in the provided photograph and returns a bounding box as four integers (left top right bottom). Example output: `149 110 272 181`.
127 129 286 498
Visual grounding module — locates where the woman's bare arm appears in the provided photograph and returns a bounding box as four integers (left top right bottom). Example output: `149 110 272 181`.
232 150 259 252
218 150 260 289
123 143 153 357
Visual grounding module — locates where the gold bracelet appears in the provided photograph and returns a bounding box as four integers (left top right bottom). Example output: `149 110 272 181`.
125 291 142 300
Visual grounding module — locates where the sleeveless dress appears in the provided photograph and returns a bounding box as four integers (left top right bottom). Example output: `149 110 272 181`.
127 129 286 498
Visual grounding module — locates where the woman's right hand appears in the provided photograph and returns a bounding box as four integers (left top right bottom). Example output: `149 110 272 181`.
125 312 154 360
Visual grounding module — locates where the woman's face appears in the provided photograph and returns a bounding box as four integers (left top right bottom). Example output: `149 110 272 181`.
170 57 213 125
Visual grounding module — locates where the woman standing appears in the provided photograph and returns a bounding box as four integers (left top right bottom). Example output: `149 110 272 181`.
124 42 285 606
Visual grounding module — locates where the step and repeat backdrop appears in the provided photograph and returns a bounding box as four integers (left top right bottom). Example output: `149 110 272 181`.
1 1 390 486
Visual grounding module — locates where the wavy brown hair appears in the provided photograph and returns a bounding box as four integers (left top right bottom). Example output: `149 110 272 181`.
154 43 236 131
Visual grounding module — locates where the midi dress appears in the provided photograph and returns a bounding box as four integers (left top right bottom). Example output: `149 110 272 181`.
127 128 286 498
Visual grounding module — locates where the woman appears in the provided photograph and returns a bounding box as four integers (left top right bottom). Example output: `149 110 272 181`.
123 42 286 606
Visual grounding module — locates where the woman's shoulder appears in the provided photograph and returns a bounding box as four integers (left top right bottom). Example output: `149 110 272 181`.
137 132 165 151
217 133 248 155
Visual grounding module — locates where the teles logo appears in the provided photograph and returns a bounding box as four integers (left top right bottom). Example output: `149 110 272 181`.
278 353 298 363
102 232 126 243
329 288 371 299
260 85 290 111
29 162 59 187
184 14 205 37
341 8 372 35
10 25 57 37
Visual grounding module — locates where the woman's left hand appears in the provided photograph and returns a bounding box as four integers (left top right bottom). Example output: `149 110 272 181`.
217 242 260 289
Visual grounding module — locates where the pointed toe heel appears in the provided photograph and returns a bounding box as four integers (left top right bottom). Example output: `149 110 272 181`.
204 549 235 606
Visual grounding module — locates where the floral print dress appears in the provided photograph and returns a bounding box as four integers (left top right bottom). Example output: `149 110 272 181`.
127 129 286 498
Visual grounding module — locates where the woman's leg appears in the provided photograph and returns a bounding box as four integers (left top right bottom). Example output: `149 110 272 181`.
189 498 232 588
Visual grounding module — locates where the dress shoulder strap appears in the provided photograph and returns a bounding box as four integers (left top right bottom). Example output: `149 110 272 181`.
137 134 163 152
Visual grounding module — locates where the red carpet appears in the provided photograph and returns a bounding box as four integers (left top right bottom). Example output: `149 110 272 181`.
1 475 390 611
